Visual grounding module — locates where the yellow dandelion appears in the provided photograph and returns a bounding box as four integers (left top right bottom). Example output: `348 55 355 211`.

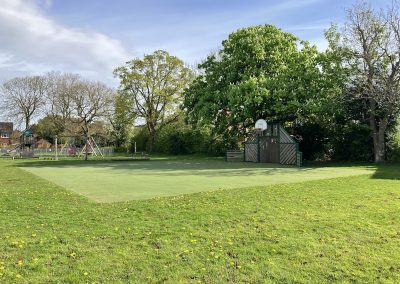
83 272 89 276
16 274 22 279
17 260 23 266
31 233 37 237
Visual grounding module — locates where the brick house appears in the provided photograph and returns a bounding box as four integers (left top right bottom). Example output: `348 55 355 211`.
0 122 13 146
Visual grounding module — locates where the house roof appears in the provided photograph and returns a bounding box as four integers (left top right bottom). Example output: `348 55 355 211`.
0 122 13 132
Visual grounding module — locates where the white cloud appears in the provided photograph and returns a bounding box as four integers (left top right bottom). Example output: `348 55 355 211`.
0 0 131 85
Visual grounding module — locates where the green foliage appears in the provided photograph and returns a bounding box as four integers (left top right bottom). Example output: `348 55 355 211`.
326 3 400 162
292 123 329 161
184 25 335 147
155 120 202 154
155 119 221 155
33 115 65 143
131 119 225 155
109 93 135 151
331 123 374 161
387 127 400 161
129 126 149 153
114 50 194 152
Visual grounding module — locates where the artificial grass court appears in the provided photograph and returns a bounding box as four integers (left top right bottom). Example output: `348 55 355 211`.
1 159 400 283
22 159 376 202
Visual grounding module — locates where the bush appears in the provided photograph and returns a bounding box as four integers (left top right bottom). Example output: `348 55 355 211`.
331 123 373 161
128 119 236 156
387 129 400 161
292 123 329 161
155 121 223 155
129 127 149 153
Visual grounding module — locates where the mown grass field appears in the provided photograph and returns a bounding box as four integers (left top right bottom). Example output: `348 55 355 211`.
0 158 400 283
22 159 375 202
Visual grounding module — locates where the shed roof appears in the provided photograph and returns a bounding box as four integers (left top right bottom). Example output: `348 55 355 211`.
0 122 13 132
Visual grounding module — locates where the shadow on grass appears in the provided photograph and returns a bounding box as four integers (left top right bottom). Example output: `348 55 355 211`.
370 163 400 180
11 158 380 180
14 158 325 177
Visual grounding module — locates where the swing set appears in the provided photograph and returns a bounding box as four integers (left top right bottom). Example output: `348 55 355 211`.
54 135 104 160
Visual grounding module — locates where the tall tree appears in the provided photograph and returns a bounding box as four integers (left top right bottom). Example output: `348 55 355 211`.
69 80 114 160
0 76 47 129
183 25 330 147
114 50 193 152
330 1 400 162
34 115 65 144
46 72 80 130
109 92 135 149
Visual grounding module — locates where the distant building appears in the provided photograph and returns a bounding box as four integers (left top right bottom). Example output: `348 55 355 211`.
0 122 13 146
36 138 52 149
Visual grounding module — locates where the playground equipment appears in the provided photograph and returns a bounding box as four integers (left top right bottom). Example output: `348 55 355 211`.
3 129 37 159
18 129 36 158
55 135 104 160
58 136 78 157
226 120 302 166
78 136 104 158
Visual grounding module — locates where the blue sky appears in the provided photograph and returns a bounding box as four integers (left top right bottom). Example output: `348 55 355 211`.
0 0 393 86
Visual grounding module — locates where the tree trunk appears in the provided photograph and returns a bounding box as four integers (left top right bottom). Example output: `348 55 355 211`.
147 123 157 153
370 115 387 163
84 134 89 161
25 118 30 130
148 130 156 153
81 125 90 161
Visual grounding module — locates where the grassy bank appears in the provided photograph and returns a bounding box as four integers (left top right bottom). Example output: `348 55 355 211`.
0 159 399 282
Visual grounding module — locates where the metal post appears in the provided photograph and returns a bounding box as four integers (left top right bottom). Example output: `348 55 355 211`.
257 133 260 163
277 123 281 164
55 135 58 161
134 141 137 154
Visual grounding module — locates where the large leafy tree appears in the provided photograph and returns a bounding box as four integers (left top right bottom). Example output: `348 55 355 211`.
109 92 135 149
328 2 400 163
114 50 193 152
34 115 65 144
183 25 332 147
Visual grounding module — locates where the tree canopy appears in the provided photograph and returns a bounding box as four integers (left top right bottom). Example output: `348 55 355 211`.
0 76 47 130
114 50 193 152
326 1 400 162
183 25 334 146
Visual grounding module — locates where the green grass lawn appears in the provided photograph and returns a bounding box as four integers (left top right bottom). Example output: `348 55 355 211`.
0 158 400 283
22 159 375 202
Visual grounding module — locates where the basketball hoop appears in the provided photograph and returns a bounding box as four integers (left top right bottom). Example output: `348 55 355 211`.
254 119 268 135
255 128 263 135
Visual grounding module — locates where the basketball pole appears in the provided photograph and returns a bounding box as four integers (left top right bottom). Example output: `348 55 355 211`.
55 135 58 161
